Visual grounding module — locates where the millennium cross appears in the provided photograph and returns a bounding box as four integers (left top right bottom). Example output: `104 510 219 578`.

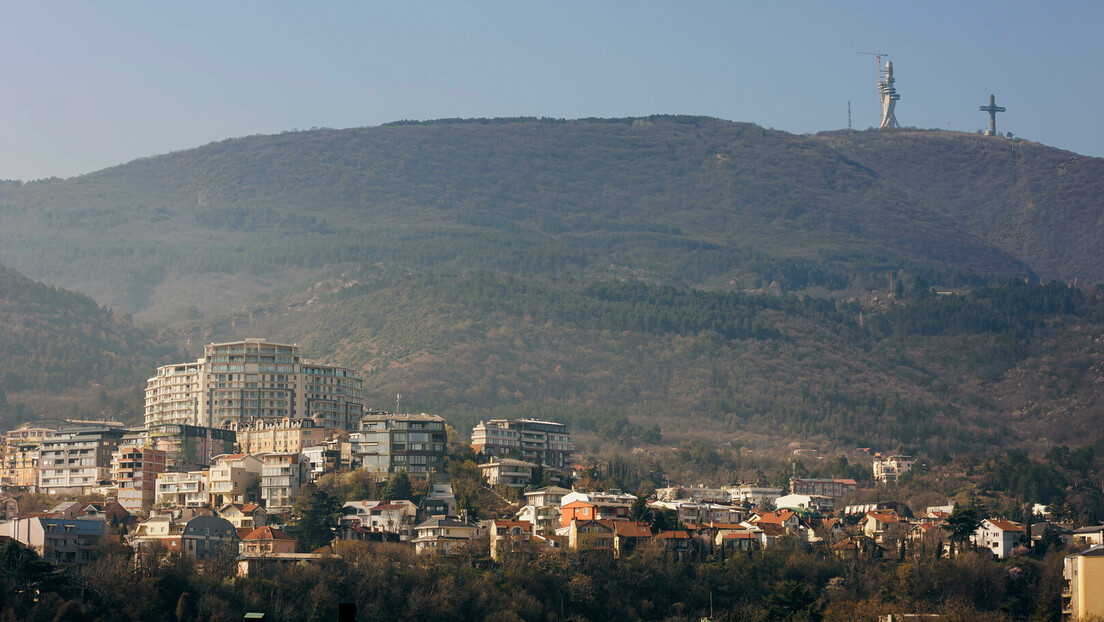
979 94 1006 135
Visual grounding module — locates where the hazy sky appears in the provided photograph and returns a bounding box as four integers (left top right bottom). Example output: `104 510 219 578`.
1 1 1101 180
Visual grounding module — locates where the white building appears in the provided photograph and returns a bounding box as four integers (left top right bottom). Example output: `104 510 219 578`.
972 519 1025 559
724 485 783 508
155 470 210 508
144 338 364 431
873 454 915 484
260 452 310 515
38 427 125 495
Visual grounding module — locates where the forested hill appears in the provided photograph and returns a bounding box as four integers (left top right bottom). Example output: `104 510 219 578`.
0 117 1101 318
0 265 182 430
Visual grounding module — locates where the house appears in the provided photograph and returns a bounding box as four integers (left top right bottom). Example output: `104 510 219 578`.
972 519 1025 559
750 509 803 531
568 519 615 555
490 519 533 560
479 458 537 489
130 514 185 553
0 516 107 565
807 518 846 543
239 526 296 555
218 503 268 529
720 531 759 552
181 515 239 559
612 521 653 558
1073 525 1104 546
516 503 561 536
559 500 631 527
832 535 885 560
421 478 458 518
1063 544 1104 621
339 500 418 538
46 500 84 519
412 514 481 554
724 484 783 508
861 510 902 542
1032 521 1074 546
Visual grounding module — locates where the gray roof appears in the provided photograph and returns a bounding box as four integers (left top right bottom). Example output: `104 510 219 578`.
183 515 238 538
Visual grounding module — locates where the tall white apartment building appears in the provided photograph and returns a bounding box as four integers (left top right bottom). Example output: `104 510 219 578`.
144 338 365 432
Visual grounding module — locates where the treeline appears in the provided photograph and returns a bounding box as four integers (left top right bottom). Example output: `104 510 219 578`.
0 534 1069 622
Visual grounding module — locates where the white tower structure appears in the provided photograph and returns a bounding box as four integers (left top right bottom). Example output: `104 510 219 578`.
878 61 900 129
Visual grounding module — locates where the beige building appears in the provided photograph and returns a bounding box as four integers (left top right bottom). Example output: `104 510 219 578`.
231 418 338 455
155 470 210 508
1064 544 1104 621
479 458 537 489
38 427 125 495
873 454 915 484
144 338 365 432
208 454 263 506
2 422 61 489
260 452 310 515
355 413 447 479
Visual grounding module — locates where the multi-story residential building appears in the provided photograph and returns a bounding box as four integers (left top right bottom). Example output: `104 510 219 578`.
972 519 1025 559
147 423 236 471
412 514 482 554
515 486 570 536
873 454 915 484
260 452 310 515
1063 544 1104 621
207 454 263 507
181 515 238 559
724 484 783 508
2 421 62 490
217 503 267 529
0 516 107 565
37 427 125 495
144 338 365 431
111 445 168 512
479 458 537 489
155 470 210 508
232 417 338 455
356 413 447 479
789 478 858 499
471 419 574 468
302 444 340 481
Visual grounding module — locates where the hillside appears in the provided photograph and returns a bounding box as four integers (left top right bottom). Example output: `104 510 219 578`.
0 117 1101 453
173 271 1104 454
0 265 182 429
0 117 1101 320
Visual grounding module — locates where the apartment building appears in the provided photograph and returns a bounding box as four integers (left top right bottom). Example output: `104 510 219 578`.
230 417 338 455
207 454 263 507
111 445 168 512
471 419 574 468
260 452 310 515
147 423 236 470
1063 544 1104 621
37 427 125 495
2 421 61 489
873 454 915 484
155 470 210 508
144 338 365 431
0 516 107 565
790 478 858 499
356 413 447 479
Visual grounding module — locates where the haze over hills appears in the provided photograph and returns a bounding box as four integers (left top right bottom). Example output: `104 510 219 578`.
1 116 1102 453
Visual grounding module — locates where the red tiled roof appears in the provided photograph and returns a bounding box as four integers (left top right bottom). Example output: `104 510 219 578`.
722 532 757 540
986 519 1025 532
613 522 653 538
654 530 690 540
866 510 900 523
755 510 795 524
756 523 788 537
493 520 532 531
243 526 294 541
241 504 261 513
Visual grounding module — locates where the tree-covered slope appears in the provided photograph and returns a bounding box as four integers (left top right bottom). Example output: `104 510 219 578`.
0 264 182 429
175 270 1104 454
0 117 1100 319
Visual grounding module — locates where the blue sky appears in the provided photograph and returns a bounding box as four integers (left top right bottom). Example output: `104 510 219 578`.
1 1 1101 180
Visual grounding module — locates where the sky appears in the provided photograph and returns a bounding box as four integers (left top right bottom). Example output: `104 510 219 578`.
1 1 1102 180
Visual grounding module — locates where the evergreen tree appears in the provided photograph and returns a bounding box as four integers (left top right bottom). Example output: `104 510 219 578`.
383 470 413 501
293 487 340 552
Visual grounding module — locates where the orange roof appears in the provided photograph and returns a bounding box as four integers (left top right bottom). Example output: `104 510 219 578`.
236 528 254 539
755 510 795 524
986 519 1024 532
866 510 900 523
494 520 532 531
241 504 261 513
243 526 294 541
722 532 757 540
613 522 653 538
756 523 788 537
654 530 690 540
